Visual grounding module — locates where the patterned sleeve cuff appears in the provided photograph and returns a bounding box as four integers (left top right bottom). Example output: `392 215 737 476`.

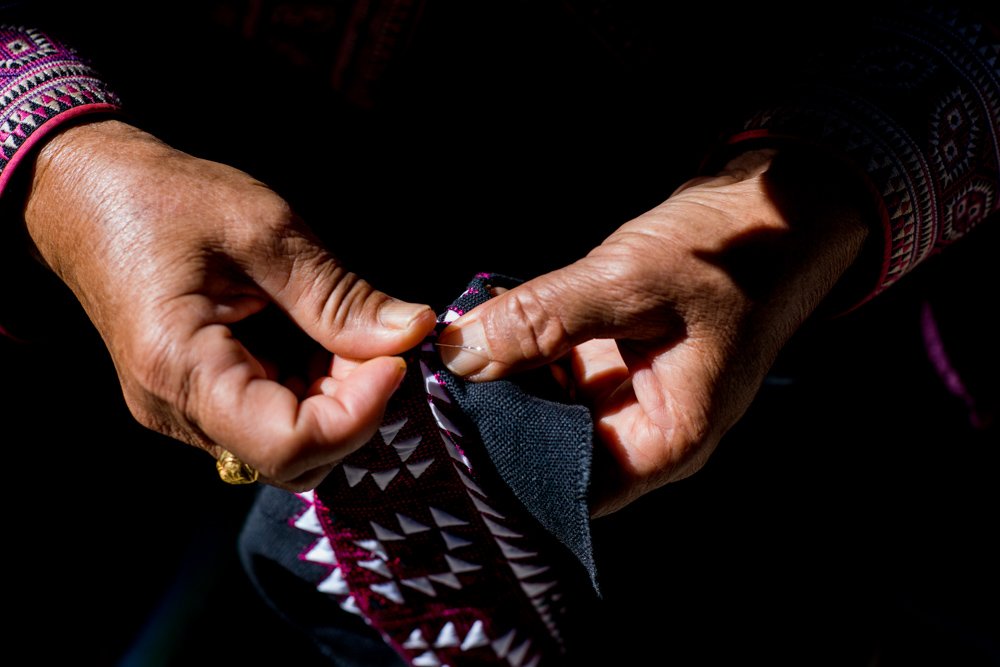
719 5 999 304
0 25 121 197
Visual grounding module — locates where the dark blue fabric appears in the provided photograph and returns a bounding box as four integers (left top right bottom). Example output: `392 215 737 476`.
238 274 598 663
435 274 599 589
239 486 405 667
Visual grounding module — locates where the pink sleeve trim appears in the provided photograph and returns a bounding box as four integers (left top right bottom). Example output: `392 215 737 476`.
0 101 118 194
0 25 122 199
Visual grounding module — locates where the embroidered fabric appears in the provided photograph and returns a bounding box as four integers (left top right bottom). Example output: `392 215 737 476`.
242 273 597 667
718 4 1000 304
0 24 121 195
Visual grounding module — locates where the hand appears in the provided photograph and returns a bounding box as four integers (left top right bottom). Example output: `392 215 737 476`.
438 149 871 516
24 120 436 490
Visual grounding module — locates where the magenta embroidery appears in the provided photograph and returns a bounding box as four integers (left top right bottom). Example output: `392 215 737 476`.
0 26 121 194
290 311 572 666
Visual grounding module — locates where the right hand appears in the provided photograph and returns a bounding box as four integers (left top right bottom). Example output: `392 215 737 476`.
23 119 436 490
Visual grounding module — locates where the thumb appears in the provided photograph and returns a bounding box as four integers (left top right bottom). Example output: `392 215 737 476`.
256 230 436 357
437 261 633 380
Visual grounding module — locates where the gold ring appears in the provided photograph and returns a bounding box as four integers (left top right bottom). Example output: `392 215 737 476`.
216 450 260 485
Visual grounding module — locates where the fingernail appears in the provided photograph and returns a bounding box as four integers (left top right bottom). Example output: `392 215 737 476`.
379 301 432 330
438 321 491 376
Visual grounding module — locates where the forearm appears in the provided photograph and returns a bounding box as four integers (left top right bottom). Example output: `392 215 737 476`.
24 120 168 295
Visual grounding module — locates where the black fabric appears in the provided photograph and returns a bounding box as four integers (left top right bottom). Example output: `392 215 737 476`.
435 274 599 588
239 486 406 667
239 274 598 662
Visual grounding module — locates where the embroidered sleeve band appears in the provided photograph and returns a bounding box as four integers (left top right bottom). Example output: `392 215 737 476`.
0 25 121 196
724 5 999 303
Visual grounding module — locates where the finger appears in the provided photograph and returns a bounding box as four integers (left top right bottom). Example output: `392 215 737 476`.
568 339 630 404
437 261 624 380
437 240 690 381
250 221 436 357
186 324 407 483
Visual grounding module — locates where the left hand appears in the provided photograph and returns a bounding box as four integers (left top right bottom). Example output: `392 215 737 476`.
437 149 872 516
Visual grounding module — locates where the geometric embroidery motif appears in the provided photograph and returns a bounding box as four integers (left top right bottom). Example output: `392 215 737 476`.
0 25 121 193
930 87 981 187
289 282 574 666
729 4 999 300
0 27 57 69
943 179 995 240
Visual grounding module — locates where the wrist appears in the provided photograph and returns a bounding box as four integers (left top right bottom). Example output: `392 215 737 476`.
24 120 164 279
714 146 872 322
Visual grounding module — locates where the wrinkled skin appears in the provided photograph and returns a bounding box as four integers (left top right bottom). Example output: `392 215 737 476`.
438 149 869 516
25 120 868 514
25 120 436 490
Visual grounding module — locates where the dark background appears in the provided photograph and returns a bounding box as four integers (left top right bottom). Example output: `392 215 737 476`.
2 2 997 665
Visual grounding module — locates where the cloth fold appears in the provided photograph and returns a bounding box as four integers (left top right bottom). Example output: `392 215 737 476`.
437 274 598 588
240 272 599 666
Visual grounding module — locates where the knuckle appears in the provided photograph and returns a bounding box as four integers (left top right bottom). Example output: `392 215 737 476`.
323 271 377 332
498 287 571 360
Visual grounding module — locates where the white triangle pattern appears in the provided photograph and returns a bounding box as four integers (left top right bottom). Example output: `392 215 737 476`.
520 580 557 599
495 538 538 560
430 401 463 436
378 418 407 446
507 639 532 667
358 558 392 578
440 433 470 467
340 596 361 616
392 435 422 461
294 334 572 666
372 468 400 490
445 554 481 574
434 622 460 648
428 573 462 590
483 515 523 539
441 531 473 551
370 581 404 604
396 512 431 534
411 651 441 666
421 360 451 402
429 506 467 527
407 458 435 479
317 568 349 595
460 620 489 650
369 521 405 541
509 562 550 580
491 629 516 658
293 505 324 535
400 577 437 597
456 467 487 495
353 539 388 560
403 628 429 649
342 463 368 487
470 494 504 518
303 537 337 565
